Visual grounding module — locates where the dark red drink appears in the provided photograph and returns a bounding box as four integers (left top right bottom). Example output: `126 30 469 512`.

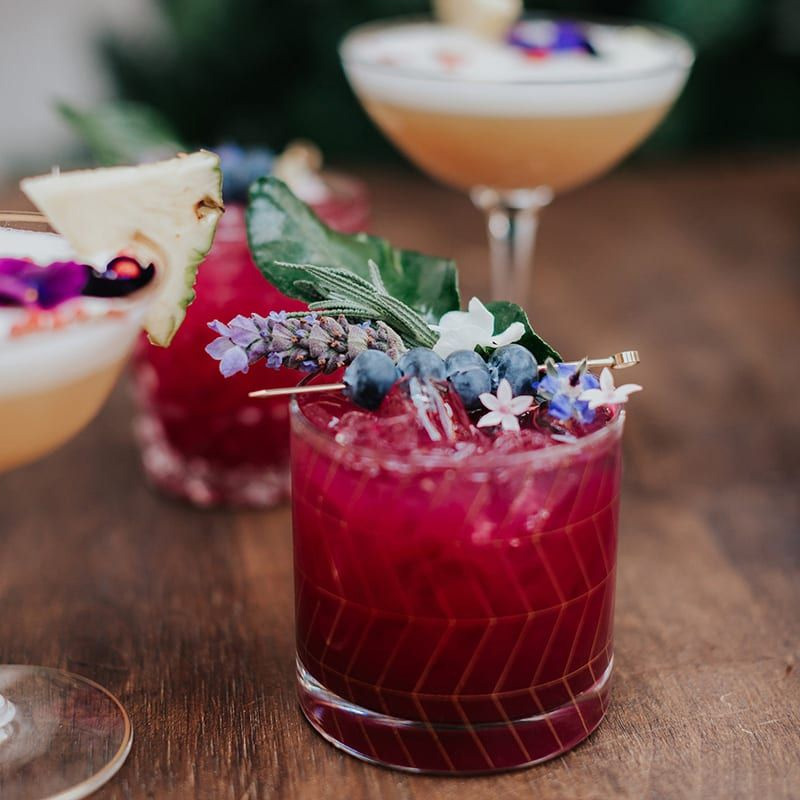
132 176 369 507
291 391 624 773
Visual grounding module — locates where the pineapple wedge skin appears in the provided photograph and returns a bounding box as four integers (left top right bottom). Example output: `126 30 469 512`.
21 151 224 346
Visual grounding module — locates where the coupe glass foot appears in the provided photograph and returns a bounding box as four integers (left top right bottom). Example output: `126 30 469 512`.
0 666 132 800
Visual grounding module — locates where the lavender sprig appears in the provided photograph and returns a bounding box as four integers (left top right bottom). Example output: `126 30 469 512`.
205 311 406 378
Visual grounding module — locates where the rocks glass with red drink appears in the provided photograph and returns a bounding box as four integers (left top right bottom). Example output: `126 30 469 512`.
291 386 624 773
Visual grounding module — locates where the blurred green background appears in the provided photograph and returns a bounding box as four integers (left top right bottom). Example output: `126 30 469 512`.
100 0 800 160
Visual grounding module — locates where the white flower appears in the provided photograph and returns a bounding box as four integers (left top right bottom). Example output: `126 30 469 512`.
431 297 525 358
477 379 533 432
579 367 642 409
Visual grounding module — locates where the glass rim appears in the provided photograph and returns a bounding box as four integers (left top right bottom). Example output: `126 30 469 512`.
290 396 625 473
339 13 694 87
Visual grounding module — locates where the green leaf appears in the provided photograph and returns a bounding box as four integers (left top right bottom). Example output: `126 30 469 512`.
247 177 460 323
485 301 561 364
57 101 185 166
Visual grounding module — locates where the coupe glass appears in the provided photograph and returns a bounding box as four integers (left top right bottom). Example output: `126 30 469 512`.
0 216 141 798
291 395 625 773
341 16 693 304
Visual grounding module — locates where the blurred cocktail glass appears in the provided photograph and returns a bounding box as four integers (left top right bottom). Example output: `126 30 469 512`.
341 16 693 303
0 218 151 799
131 173 369 508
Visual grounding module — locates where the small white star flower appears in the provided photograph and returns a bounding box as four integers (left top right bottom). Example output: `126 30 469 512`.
477 378 533 432
579 367 642 410
431 296 525 358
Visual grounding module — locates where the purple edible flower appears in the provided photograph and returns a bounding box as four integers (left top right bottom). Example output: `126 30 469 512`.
205 317 262 377
0 258 88 309
533 358 600 424
507 20 596 57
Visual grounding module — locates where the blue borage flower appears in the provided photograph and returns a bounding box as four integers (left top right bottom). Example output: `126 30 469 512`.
0 258 88 309
533 357 600 424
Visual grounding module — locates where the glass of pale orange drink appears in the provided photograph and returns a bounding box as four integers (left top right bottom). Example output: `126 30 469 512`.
341 9 693 303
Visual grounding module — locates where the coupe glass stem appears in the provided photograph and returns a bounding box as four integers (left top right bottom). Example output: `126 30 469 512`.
471 186 553 304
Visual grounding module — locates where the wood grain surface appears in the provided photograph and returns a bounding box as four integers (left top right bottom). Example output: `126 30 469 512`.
1 158 798 799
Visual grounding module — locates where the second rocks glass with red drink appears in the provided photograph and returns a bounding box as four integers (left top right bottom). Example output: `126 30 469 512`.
133 164 369 507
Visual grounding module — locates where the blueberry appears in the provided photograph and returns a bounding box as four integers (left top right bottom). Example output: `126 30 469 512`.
397 347 447 380
488 344 538 396
444 350 491 410
448 367 491 410
444 349 486 374
343 350 399 410
216 143 275 203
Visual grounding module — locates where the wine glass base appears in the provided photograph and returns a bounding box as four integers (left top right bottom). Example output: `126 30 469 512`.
0 665 132 800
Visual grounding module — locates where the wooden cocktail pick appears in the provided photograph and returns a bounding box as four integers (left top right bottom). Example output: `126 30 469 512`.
248 350 640 399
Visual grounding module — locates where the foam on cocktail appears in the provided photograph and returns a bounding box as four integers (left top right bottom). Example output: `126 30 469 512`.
342 21 693 117
0 229 147 396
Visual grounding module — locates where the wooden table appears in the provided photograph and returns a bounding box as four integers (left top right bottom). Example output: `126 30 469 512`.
1 159 798 799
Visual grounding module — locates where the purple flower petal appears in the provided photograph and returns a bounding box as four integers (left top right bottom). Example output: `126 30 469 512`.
219 345 250 377
207 319 232 336
247 339 269 360
0 258 87 308
251 313 271 333
266 352 283 370
0 273 34 306
205 336 235 359
37 261 89 308
228 325 261 348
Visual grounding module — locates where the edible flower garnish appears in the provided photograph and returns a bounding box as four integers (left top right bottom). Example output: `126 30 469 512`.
534 358 600 424
0 258 87 309
431 297 525 358
508 20 596 58
206 310 406 378
579 367 642 409
477 378 533 432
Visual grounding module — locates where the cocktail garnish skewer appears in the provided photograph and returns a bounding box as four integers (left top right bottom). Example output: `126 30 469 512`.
248 350 639 399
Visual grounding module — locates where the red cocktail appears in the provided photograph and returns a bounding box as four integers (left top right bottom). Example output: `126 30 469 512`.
291 388 624 773
132 176 369 507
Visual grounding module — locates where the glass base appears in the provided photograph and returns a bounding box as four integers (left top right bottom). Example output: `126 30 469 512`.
135 413 290 509
297 656 611 775
0 666 132 800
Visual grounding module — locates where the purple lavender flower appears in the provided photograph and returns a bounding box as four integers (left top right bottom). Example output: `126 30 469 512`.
266 352 283 370
0 258 88 309
205 319 262 377
533 359 600 424
205 310 406 378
